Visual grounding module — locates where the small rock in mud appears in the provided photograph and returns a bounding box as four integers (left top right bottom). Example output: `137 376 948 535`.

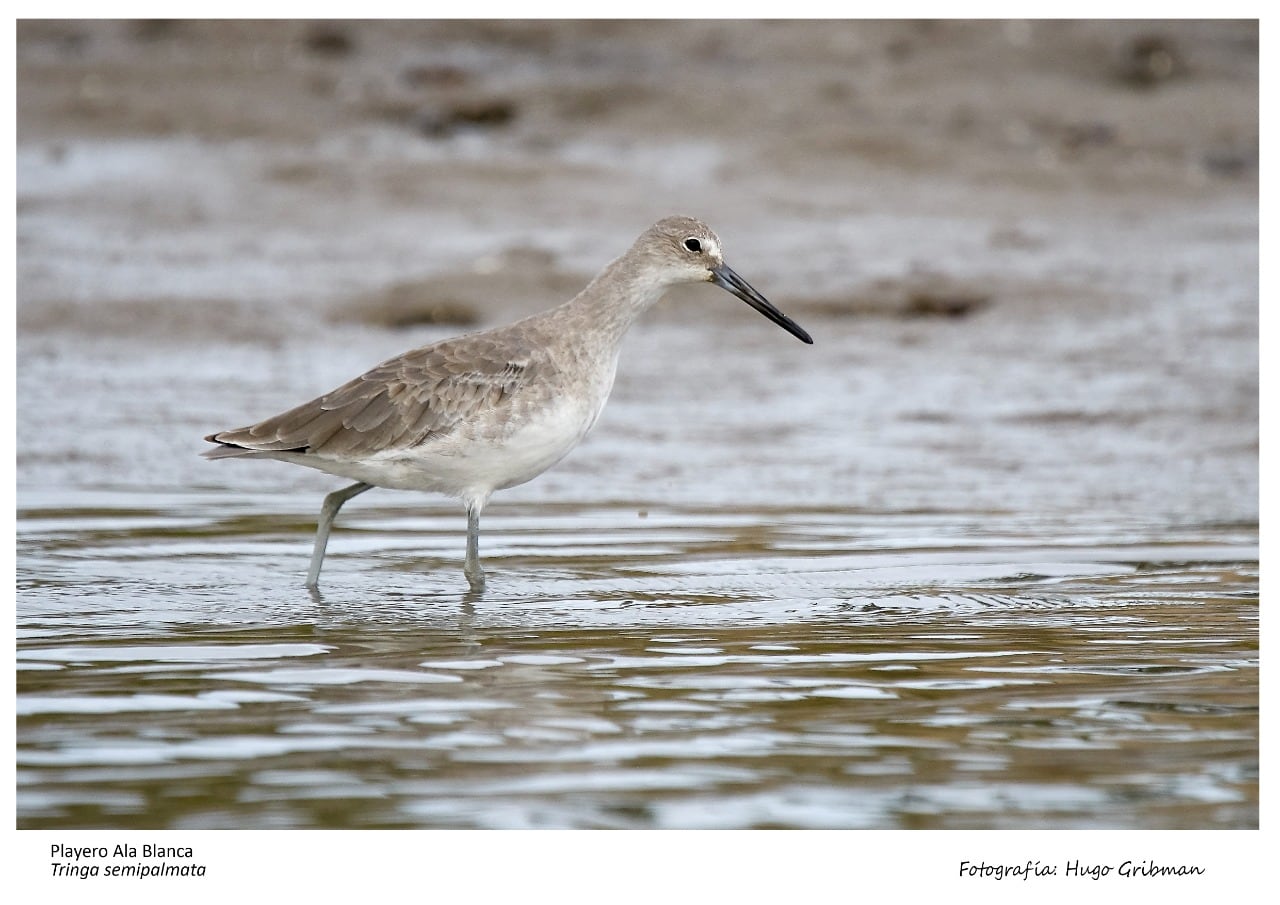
412 98 518 137
304 24 356 58
1202 146 1257 179
902 287 990 318
1114 34 1184 87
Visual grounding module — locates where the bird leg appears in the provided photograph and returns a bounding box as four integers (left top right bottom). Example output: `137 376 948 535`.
306 482 372 588
464 500 486 592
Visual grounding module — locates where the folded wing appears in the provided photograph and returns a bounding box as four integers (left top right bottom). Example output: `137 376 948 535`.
204 335 546 459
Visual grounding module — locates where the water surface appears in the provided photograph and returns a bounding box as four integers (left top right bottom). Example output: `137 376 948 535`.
17 486 1258 829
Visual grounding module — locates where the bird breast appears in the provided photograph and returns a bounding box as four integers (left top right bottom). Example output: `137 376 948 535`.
360 363 615 498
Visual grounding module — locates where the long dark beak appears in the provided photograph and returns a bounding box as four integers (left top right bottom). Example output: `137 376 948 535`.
711 263 813 344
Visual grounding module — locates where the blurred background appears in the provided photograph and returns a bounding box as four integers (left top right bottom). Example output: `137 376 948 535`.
16 19 1257 512
16 20 1258 831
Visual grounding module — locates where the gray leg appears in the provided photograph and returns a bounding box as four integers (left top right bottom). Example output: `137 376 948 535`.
306 482 372 588
464 501 485 592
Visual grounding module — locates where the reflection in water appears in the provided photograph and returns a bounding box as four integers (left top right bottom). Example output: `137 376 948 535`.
17 497 1257 829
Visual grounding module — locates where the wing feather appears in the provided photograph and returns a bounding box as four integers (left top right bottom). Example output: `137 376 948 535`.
204 334 547 458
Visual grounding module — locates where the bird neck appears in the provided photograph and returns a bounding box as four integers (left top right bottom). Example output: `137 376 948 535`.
556 252 671 346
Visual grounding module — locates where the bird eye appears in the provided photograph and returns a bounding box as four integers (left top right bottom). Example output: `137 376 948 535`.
683 237 702 253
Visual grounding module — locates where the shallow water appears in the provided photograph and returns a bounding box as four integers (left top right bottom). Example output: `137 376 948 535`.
17 481 1258 828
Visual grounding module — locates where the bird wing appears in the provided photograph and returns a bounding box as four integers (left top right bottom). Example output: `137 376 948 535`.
205 334 548 458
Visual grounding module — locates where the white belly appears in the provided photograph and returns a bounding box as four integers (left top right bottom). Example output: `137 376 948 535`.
295 383 611 500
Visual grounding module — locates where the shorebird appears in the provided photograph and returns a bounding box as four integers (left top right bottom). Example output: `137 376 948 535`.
203 216 812 592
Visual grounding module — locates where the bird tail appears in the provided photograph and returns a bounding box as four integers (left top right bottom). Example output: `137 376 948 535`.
200 441 266 460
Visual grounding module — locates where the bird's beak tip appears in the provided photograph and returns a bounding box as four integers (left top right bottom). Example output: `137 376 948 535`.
711 263 813 346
